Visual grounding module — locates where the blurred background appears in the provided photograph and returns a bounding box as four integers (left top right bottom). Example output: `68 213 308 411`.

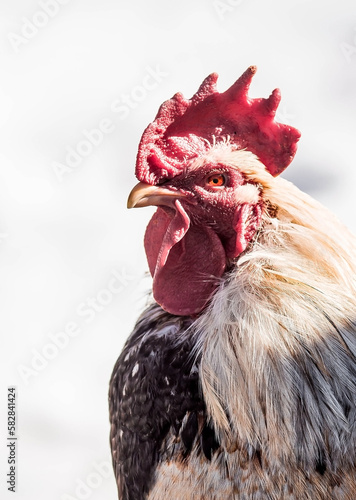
0 0 355 498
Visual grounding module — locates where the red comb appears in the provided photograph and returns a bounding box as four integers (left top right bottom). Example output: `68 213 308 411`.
136 66 301 184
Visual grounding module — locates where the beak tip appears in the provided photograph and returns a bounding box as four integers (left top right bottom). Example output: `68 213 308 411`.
127 190 139 209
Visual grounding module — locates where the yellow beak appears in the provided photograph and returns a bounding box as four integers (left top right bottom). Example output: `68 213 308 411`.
127 182 184 209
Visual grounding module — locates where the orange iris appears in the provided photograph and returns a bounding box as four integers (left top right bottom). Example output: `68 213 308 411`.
207 173 225 187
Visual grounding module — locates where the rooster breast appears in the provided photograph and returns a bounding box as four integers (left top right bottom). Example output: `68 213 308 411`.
109 301 356 500
109 288 356 499
109 304 222 500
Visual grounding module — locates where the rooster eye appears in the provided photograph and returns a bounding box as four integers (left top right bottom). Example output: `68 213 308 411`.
206 173 226 187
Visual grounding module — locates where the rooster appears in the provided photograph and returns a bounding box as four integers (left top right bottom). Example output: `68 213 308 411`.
109 66 356 499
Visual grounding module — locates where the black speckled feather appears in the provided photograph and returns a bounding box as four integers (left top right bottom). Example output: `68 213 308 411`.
109 303 218 500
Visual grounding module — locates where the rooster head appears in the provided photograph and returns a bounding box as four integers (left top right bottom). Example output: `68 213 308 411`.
128 66 301 316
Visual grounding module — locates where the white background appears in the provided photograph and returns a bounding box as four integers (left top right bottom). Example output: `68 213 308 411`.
0 0 355 498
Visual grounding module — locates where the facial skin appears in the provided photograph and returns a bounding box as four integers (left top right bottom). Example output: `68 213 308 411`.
129 159 263 257
156 162 263 258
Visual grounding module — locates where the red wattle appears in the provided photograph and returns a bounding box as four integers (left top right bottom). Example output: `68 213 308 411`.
144 202 226 316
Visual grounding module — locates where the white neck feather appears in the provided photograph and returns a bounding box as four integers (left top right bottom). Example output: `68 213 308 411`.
196 171 356 469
